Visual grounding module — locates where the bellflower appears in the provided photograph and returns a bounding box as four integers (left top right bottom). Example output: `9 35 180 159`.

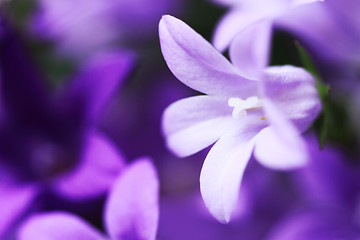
0 20 132 236
159 15 321 223
18 158 160 240
211 0 324 52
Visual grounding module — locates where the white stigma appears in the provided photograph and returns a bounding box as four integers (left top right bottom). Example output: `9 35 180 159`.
228 96 263 120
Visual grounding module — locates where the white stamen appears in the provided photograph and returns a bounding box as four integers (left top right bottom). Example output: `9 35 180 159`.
228 96 263 120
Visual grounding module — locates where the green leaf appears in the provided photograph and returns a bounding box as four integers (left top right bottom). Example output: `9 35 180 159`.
295 41 318 77
295 42 330 148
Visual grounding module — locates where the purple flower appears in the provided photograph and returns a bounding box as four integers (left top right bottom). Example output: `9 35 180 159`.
33 0 184 58
212 0 360 85
0 20 132 236
274 0 360 82
265 206 360 240
33 0 116 58
210 0 323 52
17 158 160 240
159 15 321 223
294 137 360 208
265 138 360 239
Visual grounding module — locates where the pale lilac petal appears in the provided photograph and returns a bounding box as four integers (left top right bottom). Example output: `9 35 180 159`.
254 99 308 170
262 65 321 132
0 183 38 236
213 8 267 53
159 15 258 98
209 0 241 6
200 115 265 223
54 131 126 200
162 95 239 157
254 126 307 170
292 0 324 5
105 158 159 240
61 51 133 128
18 212 106 240
229 20 272 79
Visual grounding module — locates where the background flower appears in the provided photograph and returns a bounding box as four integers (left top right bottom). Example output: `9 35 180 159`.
0 19 130 237
18 158 159 240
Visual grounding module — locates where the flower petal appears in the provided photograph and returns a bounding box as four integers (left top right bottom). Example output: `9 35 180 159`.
262 65 321 132
18 212 106 240
274 2 360 64
0 183 38 237
209 0 241 7
254 99 308 170
254 127 307 170
0 20 56 130
53 131 126 200
229 20 272 80
104 158 159 240
33 0 117 58
200 117 265 223
162 95 238 157
159 15 258 98
61 51 133 129
213 8 268 53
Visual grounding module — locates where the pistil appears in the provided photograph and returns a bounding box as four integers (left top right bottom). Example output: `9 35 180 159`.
228 96 263 120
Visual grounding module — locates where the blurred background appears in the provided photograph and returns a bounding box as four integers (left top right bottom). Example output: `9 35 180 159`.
1 0 360 239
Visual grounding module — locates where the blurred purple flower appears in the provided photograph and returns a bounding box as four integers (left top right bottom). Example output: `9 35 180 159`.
210 0 323 52
295 137 360 207
265 138 360 239
159 15 321 223
212 0 360 85
266 206 360 240
33 0 116 58
0 20 132 236
274 0 360 82
33 0 184 58
17 158 160 240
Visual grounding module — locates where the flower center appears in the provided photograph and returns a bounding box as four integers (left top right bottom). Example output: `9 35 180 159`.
228 96 263 120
